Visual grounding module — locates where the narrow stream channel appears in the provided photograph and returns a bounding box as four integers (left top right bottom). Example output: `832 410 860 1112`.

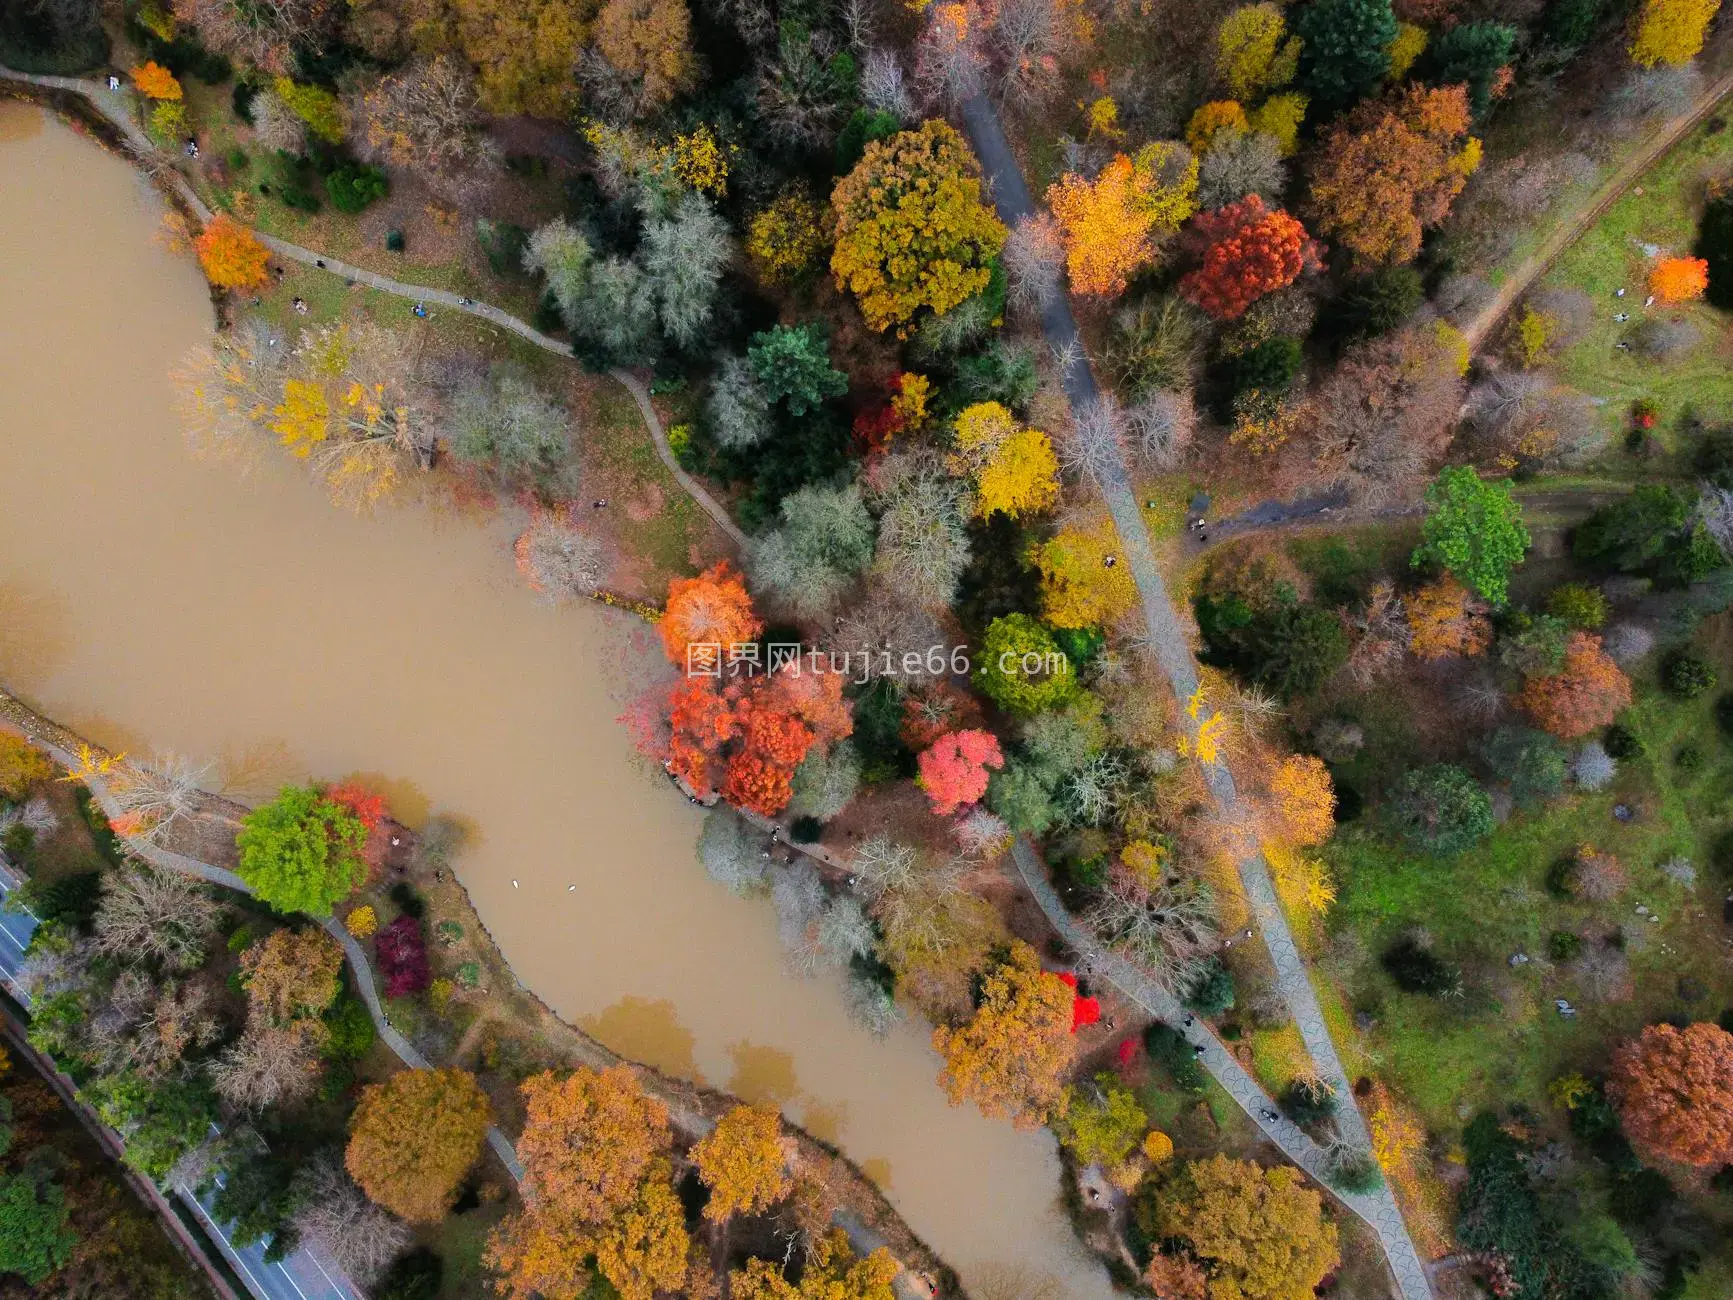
0 101 1114 1298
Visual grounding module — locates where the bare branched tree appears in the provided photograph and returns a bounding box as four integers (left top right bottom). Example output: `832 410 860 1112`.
1345 581 1409 690
913 5 988 106
353 58 499 190
209 1022 323 1110
1061 394 1128 489
852 835 919 898
109 752 211 845
1086 865 1217 993
953 808 1012 859
88 970 219 1080
1126 390 1195 470
833 583 946 684
1001 213 1065 316
1698 485 1733 557
697 807 773 896
93 864 222 972
867 451 973 608
175 0 332 73
988 0 1079 108
291 1155 412 1287
860 49 915 121
515 512 607 601
0 796 58 838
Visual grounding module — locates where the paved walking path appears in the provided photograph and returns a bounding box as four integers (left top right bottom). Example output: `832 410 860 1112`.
0 67 749 552
958 93 1433 1300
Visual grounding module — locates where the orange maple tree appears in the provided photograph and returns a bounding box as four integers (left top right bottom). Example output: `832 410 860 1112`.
346 1068 491 1222
131 61 183 101
1407 576 1491 661
1180 195 1320 319
194 214 270 291
658 561 762 664
1608 1021 1733 1167
1649 256 1709 303
1518 631 1631 738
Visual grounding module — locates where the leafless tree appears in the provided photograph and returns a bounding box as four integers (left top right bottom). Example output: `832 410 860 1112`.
1126 390 1195 470
1602 622 1656 665
860 49 915 121
93 864 222 972
175 0 332 73
696 806 772 896
515 512 607 601
88 970 219 1080
0 796 58 838
1630 317 1701 361
1086 865 1217 993
844 972 902 1036
1306 329 1462 504
1603 64 1703 130
867 450 972 608
1062 752 1128 826
758 29 854 148
852 835 919 898
1433 274 1493 326
352 59 498 187
913 5 988 106
1573 941 1632 1003
988 0 1078 108
109 752 211 845
1196 131 1286 208
953 808 1012 858
249 85 308 155
833 583 946 684
1060 394 1128 489
839 0 875 49
773 859 831 974
291 1155 412 1286
209 1022 323 1110
1698 485 1733 557
1344 581 1409 689
1001 213 1065 316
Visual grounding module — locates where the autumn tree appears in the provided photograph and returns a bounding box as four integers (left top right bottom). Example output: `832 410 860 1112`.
593 0 696 116
240 927 343 1024
131 60 182 100
236 784 369 916
1306 85 1480 267
1268 754 1336 845
918 730 1005 816
1608 1021 1733 1167
402 0 588 117
658 561 762 664
93 863 222 971
932 940 1074 1128
1180 195 1319 320
0 735 52 798
346 1068 491 1222
1629 0 1721 67
1518 633 1632 739
1032 522 1139 628
948 401 1060 519
691 1103 791 1221
194 215 270 292
210 1020 324 1109
356 58 496 182
730 1228 898 1300
913 1 988 105
1217 3 1301 99
1412 465 1529 605
1649 255 1709 302
831 120 1007 334
1045 142 1199 297
1155 1155 1340 1300
973 615 1076 715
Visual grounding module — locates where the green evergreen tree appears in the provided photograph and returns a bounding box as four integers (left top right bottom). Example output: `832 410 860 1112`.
1295 0 1398 114
1413 466 1530 604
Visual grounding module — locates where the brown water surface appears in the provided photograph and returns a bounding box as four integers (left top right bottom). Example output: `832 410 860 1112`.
0 103 1112 1297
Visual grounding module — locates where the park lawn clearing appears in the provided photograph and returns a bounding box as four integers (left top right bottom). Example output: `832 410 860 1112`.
1541 113 1733 455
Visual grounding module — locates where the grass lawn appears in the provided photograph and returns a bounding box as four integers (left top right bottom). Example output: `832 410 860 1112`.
1320 674 1733 1137
1539 115 1733 456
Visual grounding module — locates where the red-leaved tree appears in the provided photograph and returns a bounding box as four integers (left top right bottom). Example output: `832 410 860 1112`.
659 562 762 665
1518 632 1631 738
376 915 431 998
1608 1021 1733 1167
1180 195 1320 320
917 729 1005 816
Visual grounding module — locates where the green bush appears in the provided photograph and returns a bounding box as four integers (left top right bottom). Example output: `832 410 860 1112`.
1548 930 1583 961
1324 1148 1384 1193
325 163 388 214
973 614 1077 715
1279 1077 1338 1125
375 1248 443 1300
1195 586 1348 700
1662 650 1717 698
1573 485 1691 574
1336 265 1423 339
322 994 377 1060
1715 693 1733 738
1143 1022 1206 1091
1381 937 1462 996
1603 723 1644 759
28 871 101 929
1546 583 1608 629
1224 336 1303 403
386 229 406 253
1183 959 1235 1016
1478 726 1568 807
476 219 530 276
1388 763 1493 856
262 152 321 213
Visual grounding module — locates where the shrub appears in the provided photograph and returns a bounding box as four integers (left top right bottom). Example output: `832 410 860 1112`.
1194 587 1349 700
389 881 425 920
1382 937 1462 996
1604 724 1644 759
375 1247 442 1300
1388 764 1493 855
1324 1148 1383 1192
1184 959 1236 1016
1715 693 1733 738
325 164 388 213
1337 265 1424 339
1549 930 1584 961
1663 650 1717 698
1697 192 1733 310
1479 726 1568 807
1572 741 1618 791
375 915 431 998
323 994 377 1060
1547 583 1608 629
1279 1077 1339 1125
1143 1022 1206 1091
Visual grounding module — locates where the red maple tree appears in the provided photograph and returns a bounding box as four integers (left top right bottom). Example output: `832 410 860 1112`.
1180 195 1320 320
917 729 1005 816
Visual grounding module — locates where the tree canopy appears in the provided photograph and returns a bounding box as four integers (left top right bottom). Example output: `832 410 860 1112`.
1412 465 1530 605
932 940 1075 1127
236 785 370 916
1608 1021 1733 1167
346 1068 491 1222
1155 1155 1340 1300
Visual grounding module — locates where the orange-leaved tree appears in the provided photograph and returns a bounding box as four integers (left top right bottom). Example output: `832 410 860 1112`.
730 1226 899 1300
1518 631 1631 738
690 1103 791 1221
917 729 1004 816
932 940 1074 1128
1407 576 1491 661
658 561 762 664
1179 195 1319 320
1044 142 1198 297
1267 754 1336 846
239 927 344 1025
131 61 183 100
1649 255 1709 303
1306 84 1479 267
194 214 270 291
346 1067 491 1222
1608 1021 1733 1167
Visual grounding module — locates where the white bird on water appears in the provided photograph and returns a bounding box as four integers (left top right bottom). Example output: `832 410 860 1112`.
512 880 519 888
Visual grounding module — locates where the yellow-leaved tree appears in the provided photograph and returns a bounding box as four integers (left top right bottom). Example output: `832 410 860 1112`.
240 927 344 1024
1045 142 1198 297
691 1103 791 1221
1215 4 1301 100
346 1068 491 1222
1032 522 1139 628
948 401 1060 518
1629 0 1721 66
404 0 589 117
1267 754 1336 846
730 1227 898 1300
1156 1155 1340 1300
932 940 1074 1128
831 120 1006 335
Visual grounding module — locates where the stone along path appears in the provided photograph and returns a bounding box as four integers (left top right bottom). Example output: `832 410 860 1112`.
957 94 1434 1300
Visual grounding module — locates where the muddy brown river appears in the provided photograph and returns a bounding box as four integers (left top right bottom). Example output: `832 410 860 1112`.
0 101 1112 1297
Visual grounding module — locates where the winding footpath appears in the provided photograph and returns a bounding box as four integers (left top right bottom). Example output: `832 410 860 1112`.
958 94 1434 1300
